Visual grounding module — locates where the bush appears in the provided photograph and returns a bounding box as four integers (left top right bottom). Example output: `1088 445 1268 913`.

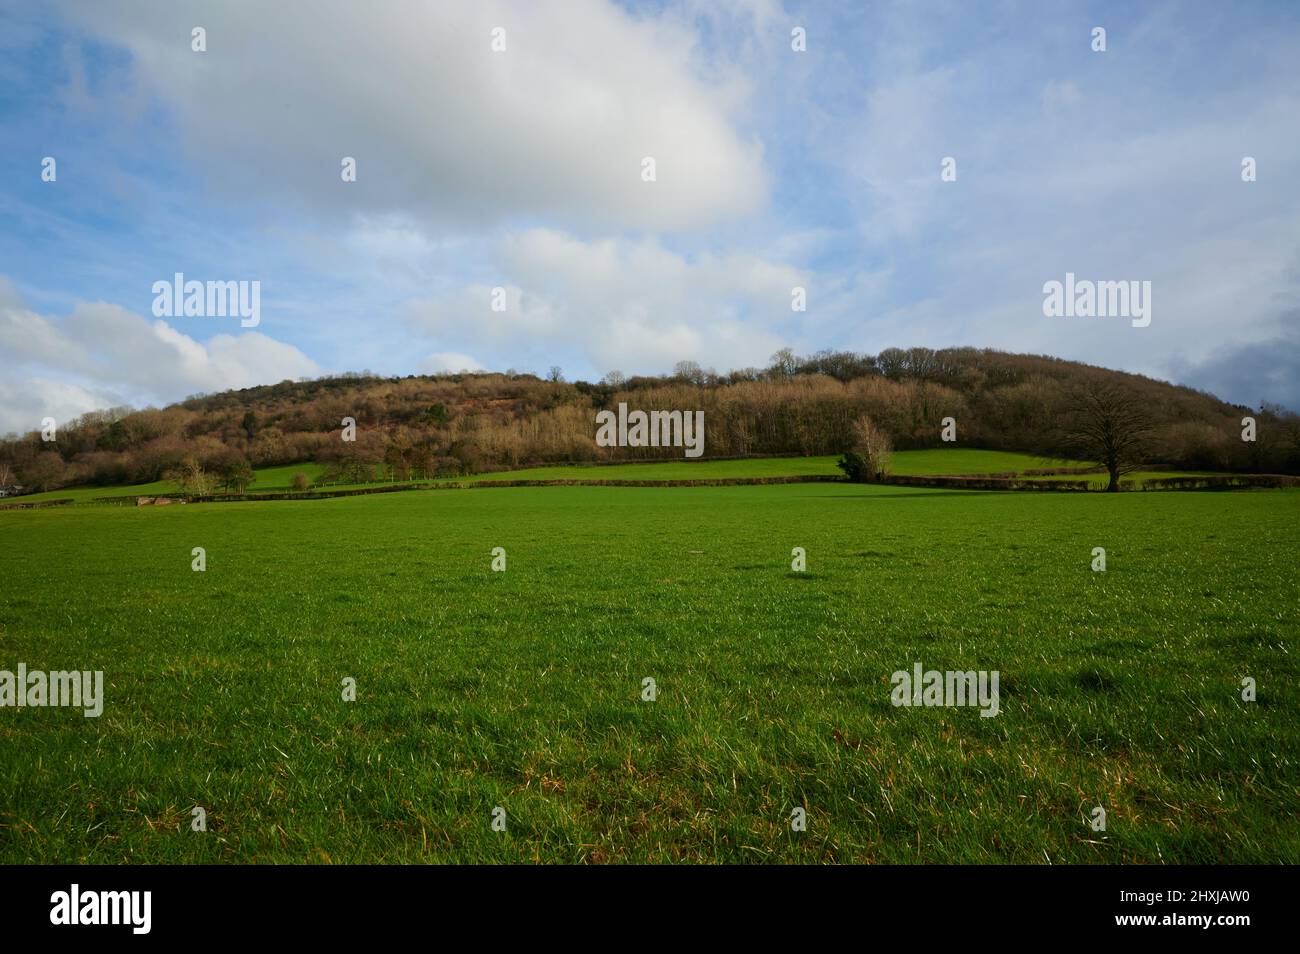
168 457 217 495
290 471 311 492
836 451 868 482
837 417 892 482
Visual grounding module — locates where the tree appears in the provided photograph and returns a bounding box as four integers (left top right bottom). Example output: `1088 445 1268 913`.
22 452 66 493
1061 379 1153 492
837 416 892 482
327 437 384 484
290 471 311 492
672 360 704 385
384 441 412 481
207 448 255 493
876 347 907 379
1272 405 1300 471
768 347 797 379
408 443 434 480
547 366 564 383
224 458 255 493
601 370 626 389
170 457 217 496
100 419 127 451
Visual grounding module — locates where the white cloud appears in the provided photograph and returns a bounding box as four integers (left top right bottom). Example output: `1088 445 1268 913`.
420 352 486 374
0 377 114 439
0 281 319 434
403 228 802 375
62 0 767 234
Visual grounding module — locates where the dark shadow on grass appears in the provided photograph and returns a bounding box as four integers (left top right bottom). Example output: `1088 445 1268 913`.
1073 668 1120 692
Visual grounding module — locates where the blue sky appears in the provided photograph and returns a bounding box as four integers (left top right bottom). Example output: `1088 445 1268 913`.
2 0 1298 433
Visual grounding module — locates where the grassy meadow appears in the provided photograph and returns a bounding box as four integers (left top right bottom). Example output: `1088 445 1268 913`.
1 471 1297 863
9 448 1217 504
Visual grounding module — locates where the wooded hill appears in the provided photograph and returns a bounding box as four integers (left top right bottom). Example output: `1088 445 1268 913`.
4 347 1297 493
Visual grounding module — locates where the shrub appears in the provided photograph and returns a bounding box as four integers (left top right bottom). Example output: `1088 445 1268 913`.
168 457 217 495
837 451 869 482
837 416 892 482
290 471 311 492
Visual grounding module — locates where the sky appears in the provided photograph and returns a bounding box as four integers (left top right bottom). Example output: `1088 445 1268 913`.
1 0 1298 435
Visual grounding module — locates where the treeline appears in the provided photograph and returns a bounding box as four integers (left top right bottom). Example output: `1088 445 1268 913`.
3 347 1298 493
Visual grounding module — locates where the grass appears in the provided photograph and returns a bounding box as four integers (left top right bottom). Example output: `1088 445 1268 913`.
889 449 1078 475
8 449 1227 505
463 449 1079 481
11 477 182 504
15 462 362 503
461 455 844 481
1 480 1296 863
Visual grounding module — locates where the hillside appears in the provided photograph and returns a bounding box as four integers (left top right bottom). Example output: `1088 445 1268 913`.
3 346 1298 494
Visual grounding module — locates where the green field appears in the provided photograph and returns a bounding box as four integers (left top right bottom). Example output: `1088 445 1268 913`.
462 449 1084 482
11 462 341 503
7 453 846 502
1 477 1297 863
13 448 1194 505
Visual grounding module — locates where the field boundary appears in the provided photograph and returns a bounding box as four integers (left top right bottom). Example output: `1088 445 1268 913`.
9 469 1298 511
881 474 1092 491
117 474 848 504
1133 473 1300 490
0 497 74 510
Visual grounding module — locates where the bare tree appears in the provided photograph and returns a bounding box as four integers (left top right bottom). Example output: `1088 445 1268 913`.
170 457 217 495
22 452 66 493
837 415 893 482
1061 379 1153 491
768 347 797 379
672 360 704 385
875 347 907 379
